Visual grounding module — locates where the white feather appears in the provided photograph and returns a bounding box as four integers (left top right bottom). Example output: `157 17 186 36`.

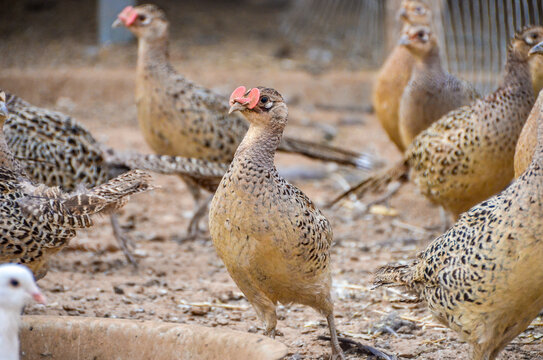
0 264 44 360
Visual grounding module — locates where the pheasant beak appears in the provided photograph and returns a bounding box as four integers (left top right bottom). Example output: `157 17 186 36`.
398 8 407 21
113 6 138 28
529 41 543 56
228 86 260 114
0 102 7 119
32 291 46 305
398 34 411 46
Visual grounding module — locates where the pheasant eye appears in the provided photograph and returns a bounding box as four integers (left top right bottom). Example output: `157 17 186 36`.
9 278 19 287
260 96 269 104
138 14 151 25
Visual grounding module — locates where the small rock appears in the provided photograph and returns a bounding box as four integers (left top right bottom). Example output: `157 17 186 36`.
143 279 160 287
134 249 148 258
113 286 124 295
216 317 229 326
247 326 258 333
122 297 133 305
292 339 305 348
190 306 210 316
129 308 145 316
49 284 67 293
62 304 76 311
157 289 168 296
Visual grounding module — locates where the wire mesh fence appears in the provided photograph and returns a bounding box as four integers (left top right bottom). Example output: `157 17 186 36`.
280 0 543 93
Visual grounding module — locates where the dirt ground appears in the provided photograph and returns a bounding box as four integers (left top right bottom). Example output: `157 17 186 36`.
2 1 543 359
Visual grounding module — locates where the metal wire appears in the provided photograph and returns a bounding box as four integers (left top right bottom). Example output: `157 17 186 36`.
281 0 543 92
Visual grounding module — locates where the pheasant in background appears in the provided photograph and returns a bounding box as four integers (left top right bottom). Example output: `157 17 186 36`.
514 42 543 178
4 92 227 265
210 86 350 359
373 0 431 151
398 25 479 148
332 26 543 220
114 4 379 239
0 92 152 279
0 264 46 360
374 88 543 360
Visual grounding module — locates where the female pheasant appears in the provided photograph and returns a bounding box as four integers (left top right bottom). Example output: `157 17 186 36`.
375 87 543 360
333 26 543 220
0 92 152 279
209 86 347 359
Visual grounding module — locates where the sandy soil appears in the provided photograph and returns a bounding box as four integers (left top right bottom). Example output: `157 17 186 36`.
1 1 543 359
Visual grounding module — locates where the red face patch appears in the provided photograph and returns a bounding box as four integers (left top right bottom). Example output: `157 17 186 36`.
229 86 247 105
229 87 260 109
118 6 138 27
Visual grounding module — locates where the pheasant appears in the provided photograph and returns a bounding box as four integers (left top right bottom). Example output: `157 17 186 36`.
114 4 379 238
398 24 479 148
514 41 543 178
209 87 347 359
332 26 543 219
0 91 154 278
0 264 46 360
373 0 431 151
374 88 543 360
4 92 227 263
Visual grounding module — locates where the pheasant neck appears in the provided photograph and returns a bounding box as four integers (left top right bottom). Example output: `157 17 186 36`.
235 123 284 169
137 36 170 74
419 46 442 71
503 51 532 89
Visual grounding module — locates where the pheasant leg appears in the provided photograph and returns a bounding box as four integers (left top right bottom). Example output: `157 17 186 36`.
110 213 138 267
326 313 346 360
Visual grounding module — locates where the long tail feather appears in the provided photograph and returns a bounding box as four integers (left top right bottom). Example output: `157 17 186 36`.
103 150 226 192
373 263 416 289
278 136 382 170
65 169 153 214
19 170 152 227
327 159 409 207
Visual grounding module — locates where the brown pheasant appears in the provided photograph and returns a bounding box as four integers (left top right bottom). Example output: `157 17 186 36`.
374 88 543 360
114 4 378 238
398 24 479 148
514 41 543 178
0 92 152 280
209 87 347 359
373 0 431 151
4 92 227 264
332 26 543 219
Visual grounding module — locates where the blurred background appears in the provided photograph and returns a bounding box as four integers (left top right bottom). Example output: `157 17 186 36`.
1 0 542 93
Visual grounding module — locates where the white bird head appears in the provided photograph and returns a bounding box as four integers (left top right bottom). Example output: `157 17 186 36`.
0 264 45 312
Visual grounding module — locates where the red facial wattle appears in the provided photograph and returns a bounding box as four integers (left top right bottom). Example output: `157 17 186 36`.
118 6 138 26
230 86 247 105
229 86 260 109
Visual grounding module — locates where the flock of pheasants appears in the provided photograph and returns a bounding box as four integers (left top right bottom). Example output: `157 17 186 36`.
2 1 543 359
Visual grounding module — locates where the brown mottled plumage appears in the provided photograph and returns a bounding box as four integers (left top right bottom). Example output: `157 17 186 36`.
515 41 543 178
515 89 542 178
332 26 543 218
114 4 377 238
373 0 431 151
398 25 479 148
374 89 543 360
0 92 152 279
4 92 227 263
209 87 345 359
